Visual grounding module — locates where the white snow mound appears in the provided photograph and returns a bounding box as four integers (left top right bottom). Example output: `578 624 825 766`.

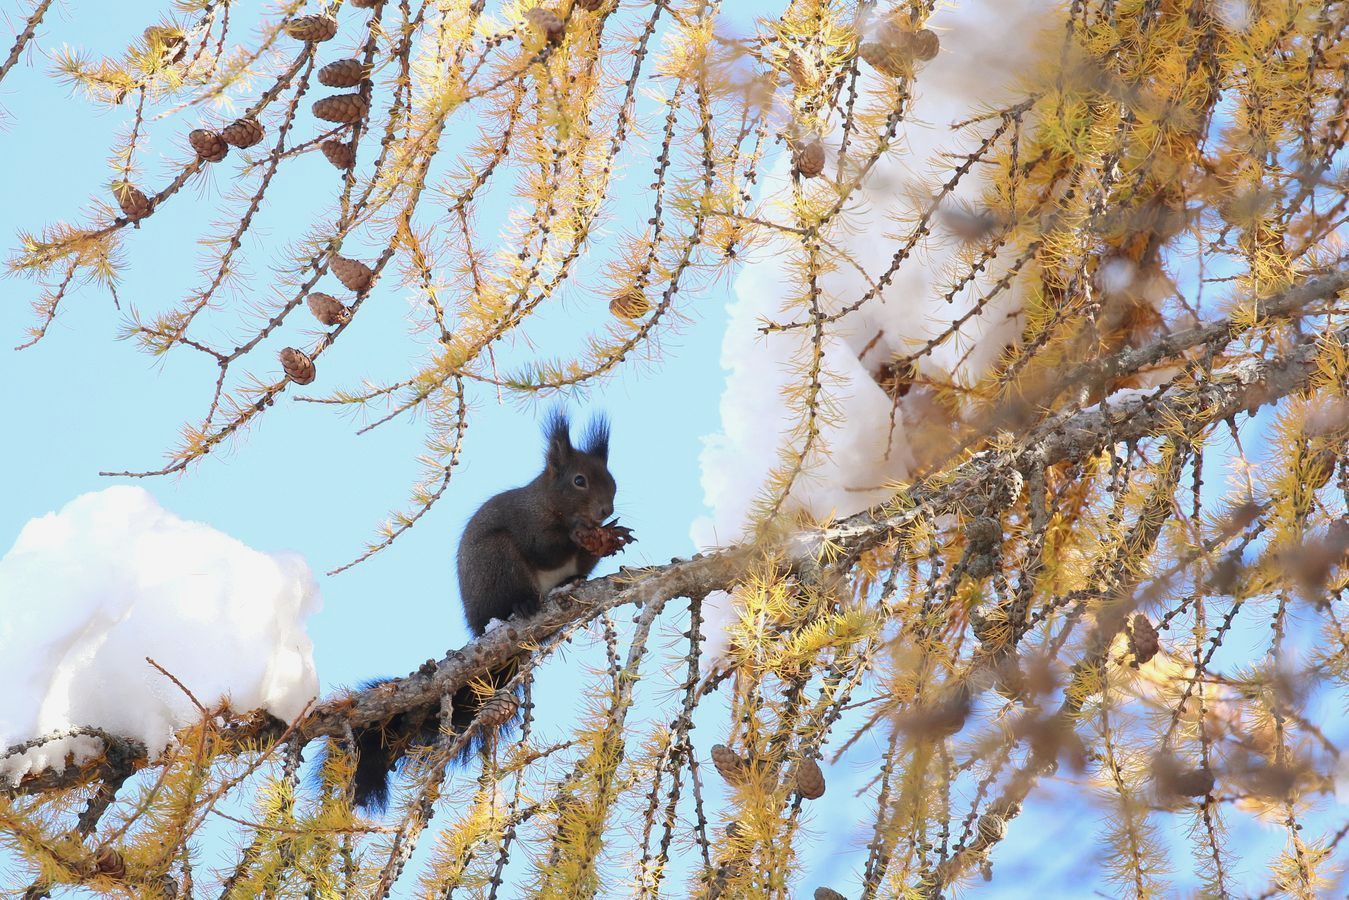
693 0 1069 664
0 486 321 783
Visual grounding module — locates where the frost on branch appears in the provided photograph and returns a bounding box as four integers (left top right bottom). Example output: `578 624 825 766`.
0 487 320 784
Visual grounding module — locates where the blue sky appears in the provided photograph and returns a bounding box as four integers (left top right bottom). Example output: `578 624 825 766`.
2 2 1344 897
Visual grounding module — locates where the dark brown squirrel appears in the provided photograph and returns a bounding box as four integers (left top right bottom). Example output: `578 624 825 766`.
348 410 632 811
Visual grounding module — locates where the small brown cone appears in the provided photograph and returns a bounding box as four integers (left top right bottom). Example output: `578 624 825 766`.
794 756 826 799
1154 754 1215 798
858 19 912 77
478 692 520 729
143 26 187 63
1129 614 1160 666
318 58 367 88
814 889 847 900
93 846 127 879
1170 766 1215 797
308 293 352 326
910 28 940 61
189 128 228 162
609 287 650 319
330 254 374 292
313 93 369 125
350 0 382 6
786 50 819 89
285 14 338 42
221 118 264 148
793 135 825 179
321 140 356 169
114 184 152 221
525 8 565 45
143 26 183 48
711 743 748 784
280 347 316 385
976 812 1007 847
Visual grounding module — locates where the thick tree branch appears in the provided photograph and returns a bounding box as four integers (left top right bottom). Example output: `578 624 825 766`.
5 292 1345 798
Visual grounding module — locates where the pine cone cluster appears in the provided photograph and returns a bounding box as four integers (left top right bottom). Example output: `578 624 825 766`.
571 520 635 557
280 347 317 384
858 14 940 78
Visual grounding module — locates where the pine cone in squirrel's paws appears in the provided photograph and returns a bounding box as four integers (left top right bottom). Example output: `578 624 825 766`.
572 519 635 557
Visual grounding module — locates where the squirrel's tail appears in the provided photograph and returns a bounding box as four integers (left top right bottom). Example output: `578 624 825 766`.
348 664 522 813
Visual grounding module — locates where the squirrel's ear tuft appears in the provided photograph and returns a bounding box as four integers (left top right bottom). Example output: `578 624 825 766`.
583 415 610 462
544 407 572 473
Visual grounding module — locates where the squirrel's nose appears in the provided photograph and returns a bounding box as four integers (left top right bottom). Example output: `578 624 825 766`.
600 503 613 520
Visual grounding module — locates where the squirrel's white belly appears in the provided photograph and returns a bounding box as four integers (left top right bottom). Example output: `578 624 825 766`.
535 557 580 594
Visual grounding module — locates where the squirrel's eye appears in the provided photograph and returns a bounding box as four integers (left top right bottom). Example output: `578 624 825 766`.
573 474 588 488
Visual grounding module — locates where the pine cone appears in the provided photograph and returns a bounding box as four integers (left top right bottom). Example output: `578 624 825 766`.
189 128 228 162
1171 766 1215 797
478 692 520 729
794 756 826 799
285 14 338 42
280 347 317 385
711 744 748 784
572 520 635 557
1153 754 1215 797
92 846 127 879
1129 614 1160 666
525 8 565 45
814 889 847 900
221 118 264 148
313 93 369 125
910 28 940 61
308 292 352 326
318 58 367 88
793 135 825 178
330 254 373 292
786 50 819 89
609 287 650 320
976 812 1007 847
114 184 152 221
351 0 383 6
858 17 916 78
143 26 187 63
321 139 356 169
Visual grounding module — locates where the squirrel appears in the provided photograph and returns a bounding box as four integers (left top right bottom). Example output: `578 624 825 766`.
347 409 628 811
